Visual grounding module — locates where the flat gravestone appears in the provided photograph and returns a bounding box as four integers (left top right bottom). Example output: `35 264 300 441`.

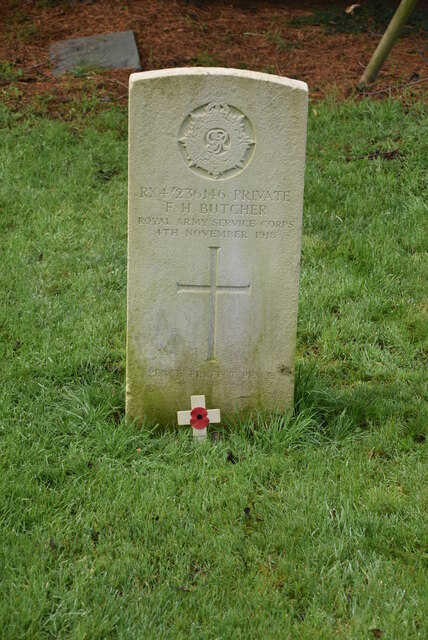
50 31 140 75
127 68 308 425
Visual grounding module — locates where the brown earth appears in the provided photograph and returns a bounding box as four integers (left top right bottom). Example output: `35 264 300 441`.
0 0 427 117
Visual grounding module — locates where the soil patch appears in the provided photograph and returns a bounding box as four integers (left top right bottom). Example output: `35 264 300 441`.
1 0 427 117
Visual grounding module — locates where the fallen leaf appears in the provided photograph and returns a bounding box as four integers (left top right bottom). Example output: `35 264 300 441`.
346 4 361 14
226 450 237 464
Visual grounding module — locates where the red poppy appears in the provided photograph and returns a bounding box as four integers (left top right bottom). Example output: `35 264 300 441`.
190 407 209 429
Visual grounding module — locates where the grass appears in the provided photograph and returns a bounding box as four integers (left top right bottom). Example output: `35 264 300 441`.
191 50 220 67
243 26 299 52
70 65 109 79
0 95 427 638
264 23 300 51
183 13 208 32
0 59 23 82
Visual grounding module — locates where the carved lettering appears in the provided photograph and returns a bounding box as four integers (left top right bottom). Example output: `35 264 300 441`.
146 368 277 381
152 228 178 237
261 219 294 228
212 218 255 227
138 184 295 241
199 203 267 216
256 231 276 239
138 216 170 225
185 229 248 239
234 189 290 202
176 218 209 226
140 185 289 203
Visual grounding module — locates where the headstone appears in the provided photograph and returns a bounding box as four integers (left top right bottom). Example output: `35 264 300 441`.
50 31 141 75
127 68 308 425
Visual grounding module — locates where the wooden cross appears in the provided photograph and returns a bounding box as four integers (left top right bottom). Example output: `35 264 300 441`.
177 395 221 442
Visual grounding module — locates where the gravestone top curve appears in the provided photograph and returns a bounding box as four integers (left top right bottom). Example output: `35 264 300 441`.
129 67 307 91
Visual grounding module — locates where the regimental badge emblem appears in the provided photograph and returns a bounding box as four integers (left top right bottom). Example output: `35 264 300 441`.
178 102 255 179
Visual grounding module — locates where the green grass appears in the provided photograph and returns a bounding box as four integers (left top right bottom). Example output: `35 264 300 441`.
191 50 220 67
0 96 427 638
0 59 23 82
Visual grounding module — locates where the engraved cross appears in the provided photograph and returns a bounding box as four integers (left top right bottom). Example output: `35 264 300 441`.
177 246 250 361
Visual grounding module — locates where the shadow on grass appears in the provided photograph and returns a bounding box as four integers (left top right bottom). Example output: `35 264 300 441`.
220 362 427 451
57 356 426 453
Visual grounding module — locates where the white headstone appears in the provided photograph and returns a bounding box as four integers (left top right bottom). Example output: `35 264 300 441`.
126 68 308 425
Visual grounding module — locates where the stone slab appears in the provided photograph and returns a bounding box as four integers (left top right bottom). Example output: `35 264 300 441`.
126 68 308 425
50 31 141 75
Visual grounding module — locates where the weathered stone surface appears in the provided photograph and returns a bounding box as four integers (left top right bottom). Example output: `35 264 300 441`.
50 31 140 75
127 68 308 425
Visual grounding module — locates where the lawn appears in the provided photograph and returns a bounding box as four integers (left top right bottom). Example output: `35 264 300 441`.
0 95 427 639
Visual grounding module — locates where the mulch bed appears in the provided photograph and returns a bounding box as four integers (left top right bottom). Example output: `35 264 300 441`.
1 0 427 117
